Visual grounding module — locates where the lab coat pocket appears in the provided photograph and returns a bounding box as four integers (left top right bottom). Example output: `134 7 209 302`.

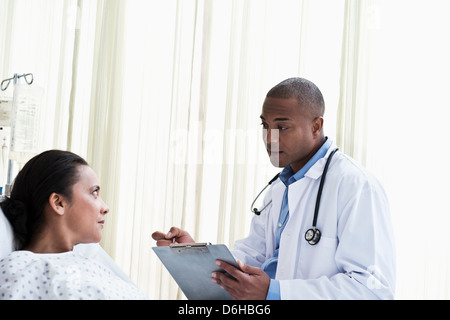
300 235 339 279
317 235 338 249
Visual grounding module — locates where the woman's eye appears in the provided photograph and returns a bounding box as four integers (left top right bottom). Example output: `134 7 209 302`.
260 123 268 129
93 190 99 197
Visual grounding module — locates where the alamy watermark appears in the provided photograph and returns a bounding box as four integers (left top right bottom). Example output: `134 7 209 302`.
168 127 281 166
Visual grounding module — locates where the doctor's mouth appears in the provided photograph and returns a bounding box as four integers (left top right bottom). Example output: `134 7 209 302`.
267 150 283 156
267 147 283 165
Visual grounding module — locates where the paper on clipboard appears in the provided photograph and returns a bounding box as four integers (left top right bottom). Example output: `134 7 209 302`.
152 243 239 300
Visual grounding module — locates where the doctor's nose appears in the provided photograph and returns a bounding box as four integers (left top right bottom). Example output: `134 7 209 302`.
264 129 280 144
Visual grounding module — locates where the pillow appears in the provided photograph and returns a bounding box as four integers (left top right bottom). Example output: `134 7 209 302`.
0 203 14 259
74 243 133 284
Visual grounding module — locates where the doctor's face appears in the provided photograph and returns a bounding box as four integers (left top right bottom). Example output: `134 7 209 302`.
260 97 322 173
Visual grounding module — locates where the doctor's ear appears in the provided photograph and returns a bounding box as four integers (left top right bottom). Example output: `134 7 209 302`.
311 117 324 136
48 193 67 216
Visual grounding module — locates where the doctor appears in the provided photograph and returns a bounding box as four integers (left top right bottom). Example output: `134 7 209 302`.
152 77 396 300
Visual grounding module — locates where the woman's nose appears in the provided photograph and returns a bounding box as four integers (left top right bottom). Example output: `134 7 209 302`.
101 199 110 215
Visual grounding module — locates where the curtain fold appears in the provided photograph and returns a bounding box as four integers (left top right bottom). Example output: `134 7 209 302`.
86 0 128 260
336 0 375 165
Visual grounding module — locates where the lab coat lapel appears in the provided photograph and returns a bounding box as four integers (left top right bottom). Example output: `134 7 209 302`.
287 155 328 220
276 179 310 279
265 181 285 257
304 145 337 180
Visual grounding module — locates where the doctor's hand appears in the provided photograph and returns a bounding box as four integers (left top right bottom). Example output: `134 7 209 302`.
151 226 195 246
212 260 270 300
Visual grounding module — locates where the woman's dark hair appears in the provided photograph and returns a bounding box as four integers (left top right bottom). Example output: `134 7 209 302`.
1 150 88 250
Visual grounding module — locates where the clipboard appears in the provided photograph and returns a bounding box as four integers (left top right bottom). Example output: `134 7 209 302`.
152 243 239 300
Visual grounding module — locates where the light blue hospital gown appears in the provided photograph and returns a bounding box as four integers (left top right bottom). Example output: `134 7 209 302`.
0 251 148 300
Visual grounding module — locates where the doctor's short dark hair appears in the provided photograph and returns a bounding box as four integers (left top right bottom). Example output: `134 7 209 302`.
266 77 325 118
1 150 88 250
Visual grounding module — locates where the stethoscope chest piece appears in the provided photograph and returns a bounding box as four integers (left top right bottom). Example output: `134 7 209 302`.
305 227 321 245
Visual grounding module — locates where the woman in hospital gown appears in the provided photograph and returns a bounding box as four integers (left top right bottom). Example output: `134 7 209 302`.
0 251 146 300
0 150 147 300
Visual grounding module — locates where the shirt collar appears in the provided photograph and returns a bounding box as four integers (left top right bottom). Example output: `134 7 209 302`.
279 137 332 187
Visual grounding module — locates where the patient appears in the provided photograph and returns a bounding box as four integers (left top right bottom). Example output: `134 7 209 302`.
0 150 147 300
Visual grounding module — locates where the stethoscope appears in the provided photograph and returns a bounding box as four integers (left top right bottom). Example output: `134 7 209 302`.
250 148 339 245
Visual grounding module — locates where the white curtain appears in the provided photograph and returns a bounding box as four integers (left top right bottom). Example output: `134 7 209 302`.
87 0 344 299
337 0 375 165
338 0 450 299
362 0 450 299
1 0 449 299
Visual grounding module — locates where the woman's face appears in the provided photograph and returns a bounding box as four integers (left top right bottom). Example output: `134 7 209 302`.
64 165 109 244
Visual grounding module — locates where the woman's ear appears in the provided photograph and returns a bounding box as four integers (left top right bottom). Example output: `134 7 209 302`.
48 193 66 216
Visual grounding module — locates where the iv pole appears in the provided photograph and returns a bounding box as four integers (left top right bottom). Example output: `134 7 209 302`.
1 73 34 91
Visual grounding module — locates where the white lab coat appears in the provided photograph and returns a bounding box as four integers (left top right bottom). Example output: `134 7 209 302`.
232 147 396 299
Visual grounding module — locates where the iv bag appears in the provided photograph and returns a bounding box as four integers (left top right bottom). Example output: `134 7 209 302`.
0 99 13 126
9 84 43 165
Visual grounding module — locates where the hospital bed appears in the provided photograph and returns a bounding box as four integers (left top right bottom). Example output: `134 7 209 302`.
0 201 134 286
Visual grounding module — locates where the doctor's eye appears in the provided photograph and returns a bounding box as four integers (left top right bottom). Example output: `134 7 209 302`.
260 122 268 129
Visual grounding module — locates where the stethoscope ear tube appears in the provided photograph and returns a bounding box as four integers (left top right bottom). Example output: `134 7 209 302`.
250 173 280 215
